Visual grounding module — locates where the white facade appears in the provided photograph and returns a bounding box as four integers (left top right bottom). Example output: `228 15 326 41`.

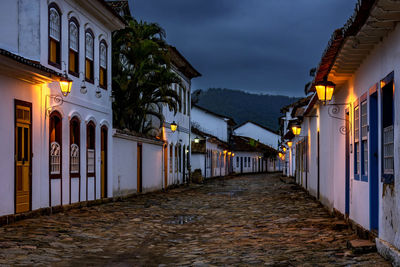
234 121 280 149
0 0 124 216
191 105 230 142
232 152 266 174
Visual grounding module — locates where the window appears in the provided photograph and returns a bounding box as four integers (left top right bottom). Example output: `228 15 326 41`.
248 157 251 168
69 19 79 75
169 144 173 173
70 117 80 176
243 157 246 167
49 111 62 178
87 122 95 175
175 146 178 173
382 75 394 182
179 146 182 173
179 86 182 113
49 4 61 67
188 91 191 116
236 157 239 168
85 30 94 83
361 100 368 178
183 88 186 115
99 41 107 89
354 105 360 179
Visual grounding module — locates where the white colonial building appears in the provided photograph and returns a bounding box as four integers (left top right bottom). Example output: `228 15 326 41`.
0 0 124 216
234 121 280 149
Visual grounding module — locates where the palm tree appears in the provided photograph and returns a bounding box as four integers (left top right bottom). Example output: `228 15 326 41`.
112 18 181 134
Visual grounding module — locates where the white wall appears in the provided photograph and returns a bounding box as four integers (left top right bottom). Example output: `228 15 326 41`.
191 106 228 142
234 122 279 149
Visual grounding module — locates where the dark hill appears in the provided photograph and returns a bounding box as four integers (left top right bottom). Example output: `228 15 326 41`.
192 88 300 131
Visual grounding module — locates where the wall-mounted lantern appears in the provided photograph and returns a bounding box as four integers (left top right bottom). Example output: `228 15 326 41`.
282 147 287 152
59 78 72 97
287 141 293 148
292 125 301 136
170 121 178 132
315 76 335 104
194 137 200 143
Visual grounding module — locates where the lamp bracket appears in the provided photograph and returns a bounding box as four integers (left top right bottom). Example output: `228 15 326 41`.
46 94 64 116
326 103 351 135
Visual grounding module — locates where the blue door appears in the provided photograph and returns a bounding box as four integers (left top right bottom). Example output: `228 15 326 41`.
345 111 350 215
369 92 379 231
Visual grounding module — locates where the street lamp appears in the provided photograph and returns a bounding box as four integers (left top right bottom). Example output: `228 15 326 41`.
287 141 293 148
292 125 301 136
315 76 336 104
59 78 72 97
282 147 287 152
194 137 200 143
170 121 178 132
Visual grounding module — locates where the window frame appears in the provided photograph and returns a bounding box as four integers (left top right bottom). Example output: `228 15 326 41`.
381 71 395 183
99 40 108 89
48 3 62 69
69 117 80 177
85 29 95 84
68 17 79 77
49 111 62 179
360 97 368 181
354 101 360 180
86 121 96 176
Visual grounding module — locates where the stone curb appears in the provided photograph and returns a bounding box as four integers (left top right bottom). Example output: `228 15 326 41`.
376 238 400 267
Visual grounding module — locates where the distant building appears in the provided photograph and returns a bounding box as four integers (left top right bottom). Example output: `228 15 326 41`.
234 121 280 149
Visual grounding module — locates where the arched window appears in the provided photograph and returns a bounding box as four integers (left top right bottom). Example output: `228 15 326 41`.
49 111 62 178
48 3 61 67
70 117 80 176
85 29 94 83
87 122 96 175
99 41 107 89
69 18 79 75
175 145 178 173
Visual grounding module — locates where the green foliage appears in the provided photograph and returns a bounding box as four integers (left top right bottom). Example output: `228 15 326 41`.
194 88 300 131
112 18 181 134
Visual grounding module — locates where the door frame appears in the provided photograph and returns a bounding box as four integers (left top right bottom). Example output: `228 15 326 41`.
14 99 32 214
100 125 108 198
369 90 379 231
345 109 350 216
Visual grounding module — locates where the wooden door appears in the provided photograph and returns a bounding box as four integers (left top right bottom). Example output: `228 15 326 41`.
15 103 31 213
137 143 142 193
164 145 168 189
100 126 107 198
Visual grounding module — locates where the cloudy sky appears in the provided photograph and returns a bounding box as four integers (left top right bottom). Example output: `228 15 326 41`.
128 0 357 96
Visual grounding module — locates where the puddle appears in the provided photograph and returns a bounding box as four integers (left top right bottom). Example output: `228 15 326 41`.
208 189 246 197
167 215 199 225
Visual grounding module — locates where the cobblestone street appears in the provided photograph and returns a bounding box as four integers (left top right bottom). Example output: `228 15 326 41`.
0 173 389 266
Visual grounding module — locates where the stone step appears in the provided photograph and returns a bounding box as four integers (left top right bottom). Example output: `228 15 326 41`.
347 239 377 254
332 220 348 230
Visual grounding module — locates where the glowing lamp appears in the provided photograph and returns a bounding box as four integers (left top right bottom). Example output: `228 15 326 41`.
232 153 235 157
287 141 293 148
292 125 301 136
282 147 287 152
59 78 72 97
281 155 285 161
170 121 178 132
315 77 335 103
194 137 200 143
228 152 232 155
223 150 227 154
278 152 283 158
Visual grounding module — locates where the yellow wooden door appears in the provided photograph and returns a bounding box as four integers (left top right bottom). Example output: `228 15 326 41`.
15 105 31 213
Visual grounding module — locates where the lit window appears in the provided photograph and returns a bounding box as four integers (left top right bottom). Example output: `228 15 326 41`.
85 30 94 82
70 118 80 175
381 75 394 181
69 19 79 75
49 112 62 177
49 5 61 67
99 41 107 89
87 122 95 175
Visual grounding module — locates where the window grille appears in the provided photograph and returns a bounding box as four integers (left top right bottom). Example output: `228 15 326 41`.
50 142 61 175
87 149 95 174
85 33 94 60
49 8 60 41
100 43 107 69
383 125 394 174
69 22 78 52
70 144 79 173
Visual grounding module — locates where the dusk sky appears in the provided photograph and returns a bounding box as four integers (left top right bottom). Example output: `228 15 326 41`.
129 0 357 97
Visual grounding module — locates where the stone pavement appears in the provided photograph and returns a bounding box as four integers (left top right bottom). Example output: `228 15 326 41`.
0 173 389 266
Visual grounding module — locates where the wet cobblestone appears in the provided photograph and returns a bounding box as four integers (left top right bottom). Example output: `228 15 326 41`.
0 174 390 266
